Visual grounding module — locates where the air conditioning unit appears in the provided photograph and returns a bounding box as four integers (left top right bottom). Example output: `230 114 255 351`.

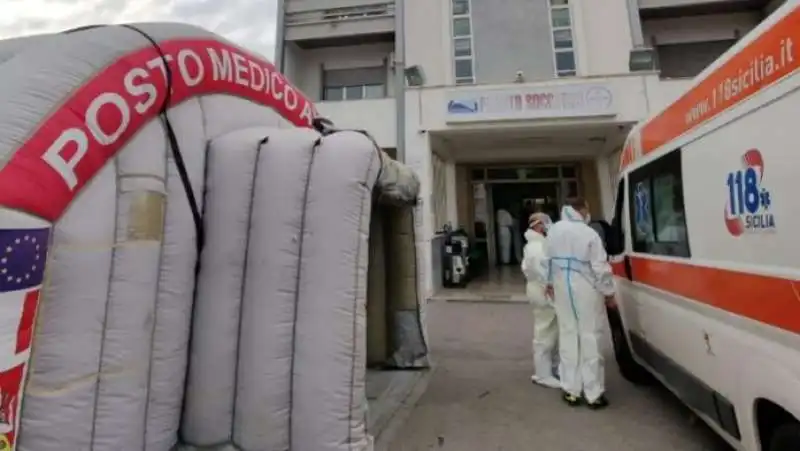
629 47 657 72
405 65 426 86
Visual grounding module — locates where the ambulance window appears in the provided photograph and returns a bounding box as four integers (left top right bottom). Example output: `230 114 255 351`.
612 179 625 233
628 150 690 257
607 177 625 255
653 173 686 244
632 180 654 244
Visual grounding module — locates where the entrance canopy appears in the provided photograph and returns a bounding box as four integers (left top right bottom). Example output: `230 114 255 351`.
430 122 634 163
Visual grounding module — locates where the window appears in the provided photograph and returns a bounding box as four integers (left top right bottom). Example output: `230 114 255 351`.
523 166 559 179
364 84 385 98
552 29 572 49
607 177 626 256
453 37 472 57
323 86 344 101
451 0 475 84
549 0 577 77
632 180 654 243
453 18 471 36
555 52 576 74
452 0 469 15
486 168 520 180
322 4 389 20
322 67 386 101
566 180 579 198
344 86 364 100
550 8 571 27
628 150 690 257
455 59 473 80
656 40 736 79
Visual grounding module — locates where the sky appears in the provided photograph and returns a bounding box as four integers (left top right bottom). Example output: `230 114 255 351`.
1 0 279 58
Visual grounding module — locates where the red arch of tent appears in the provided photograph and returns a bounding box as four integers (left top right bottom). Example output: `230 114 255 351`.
0 38 317 222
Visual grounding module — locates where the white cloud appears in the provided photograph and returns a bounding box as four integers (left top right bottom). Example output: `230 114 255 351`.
0 0 278 58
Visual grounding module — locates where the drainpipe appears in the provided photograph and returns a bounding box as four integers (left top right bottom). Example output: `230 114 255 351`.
394 0 406 162
626 0 657 109
275 0 287 71
626 0 644 47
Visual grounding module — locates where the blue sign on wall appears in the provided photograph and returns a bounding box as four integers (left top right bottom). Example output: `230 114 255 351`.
446 99 479 114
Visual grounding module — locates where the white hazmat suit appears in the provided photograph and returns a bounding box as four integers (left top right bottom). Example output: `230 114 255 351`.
496 208 514 264
545 205 615 404
521 215 560 389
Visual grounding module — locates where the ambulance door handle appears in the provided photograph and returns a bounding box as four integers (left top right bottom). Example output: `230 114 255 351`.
623 255 633 281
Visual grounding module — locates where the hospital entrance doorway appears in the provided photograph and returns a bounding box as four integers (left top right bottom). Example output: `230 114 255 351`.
463 164 581 301
490 182 559 267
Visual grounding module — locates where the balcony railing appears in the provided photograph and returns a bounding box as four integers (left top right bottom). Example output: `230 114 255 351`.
286 3 395 26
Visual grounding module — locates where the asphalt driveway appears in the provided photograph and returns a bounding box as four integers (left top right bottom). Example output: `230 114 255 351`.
385 301 731 451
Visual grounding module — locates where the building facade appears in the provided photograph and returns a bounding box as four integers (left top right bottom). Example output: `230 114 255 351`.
276 0 786 299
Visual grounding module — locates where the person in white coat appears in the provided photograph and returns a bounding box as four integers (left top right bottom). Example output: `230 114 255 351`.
544 197 617 409
496 208 514 264
521 212 560 389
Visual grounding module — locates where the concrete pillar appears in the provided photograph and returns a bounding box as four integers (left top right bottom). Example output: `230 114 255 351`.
580 160 603 220
403 97 434 299
455 165 473 236
445 160 458 228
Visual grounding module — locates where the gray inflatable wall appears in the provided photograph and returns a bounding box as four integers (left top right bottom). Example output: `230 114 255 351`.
0 22 426 451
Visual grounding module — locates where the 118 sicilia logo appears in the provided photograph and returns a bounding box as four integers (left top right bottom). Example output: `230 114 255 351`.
724 148 776 236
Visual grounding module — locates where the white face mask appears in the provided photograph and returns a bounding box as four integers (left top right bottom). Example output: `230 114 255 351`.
584 213 591 224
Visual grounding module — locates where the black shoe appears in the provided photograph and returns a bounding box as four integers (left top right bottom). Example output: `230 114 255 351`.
562 392 582 407
587 395 609 410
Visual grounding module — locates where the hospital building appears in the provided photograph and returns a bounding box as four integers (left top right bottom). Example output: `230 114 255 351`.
274 0 786 300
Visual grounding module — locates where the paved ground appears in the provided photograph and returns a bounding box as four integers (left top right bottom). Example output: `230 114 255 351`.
385 301 732 451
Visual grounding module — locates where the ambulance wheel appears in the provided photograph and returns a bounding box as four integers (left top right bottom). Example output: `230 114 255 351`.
607 307 653 386
769 423 800 451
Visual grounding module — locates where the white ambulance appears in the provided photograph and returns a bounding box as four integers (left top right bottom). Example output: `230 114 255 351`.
602 1 800 450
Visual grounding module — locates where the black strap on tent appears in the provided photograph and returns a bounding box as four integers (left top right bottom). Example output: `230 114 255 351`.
121 24 205 255
62 23 204 255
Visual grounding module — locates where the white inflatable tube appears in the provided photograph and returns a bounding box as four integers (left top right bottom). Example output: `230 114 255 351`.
232 128 319 450
181 133 258 445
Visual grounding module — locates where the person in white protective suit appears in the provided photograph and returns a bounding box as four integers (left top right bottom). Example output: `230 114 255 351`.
521 212 560 389
496 208 514 264
544 197 617 409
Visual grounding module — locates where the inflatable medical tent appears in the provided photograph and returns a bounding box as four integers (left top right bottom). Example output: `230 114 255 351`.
0 22 428 451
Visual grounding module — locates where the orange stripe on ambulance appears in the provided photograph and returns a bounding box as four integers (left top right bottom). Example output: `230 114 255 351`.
634 5 800 161
687 38 795 126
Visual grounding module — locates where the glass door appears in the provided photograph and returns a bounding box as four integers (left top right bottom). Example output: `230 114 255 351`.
484 184 496 268
471 183 494 275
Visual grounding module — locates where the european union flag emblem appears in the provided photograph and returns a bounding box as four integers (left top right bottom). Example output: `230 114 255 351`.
0 228 49 293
